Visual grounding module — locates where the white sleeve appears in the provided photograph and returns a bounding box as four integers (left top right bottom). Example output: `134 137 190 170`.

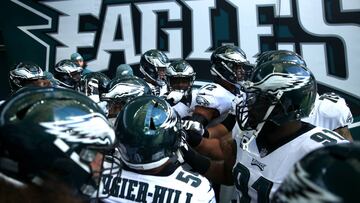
319 96 353 129
195 83 234 115
302 93 353 130
172 102 192 118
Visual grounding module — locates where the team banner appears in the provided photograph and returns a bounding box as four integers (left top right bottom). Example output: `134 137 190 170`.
0 0 359 133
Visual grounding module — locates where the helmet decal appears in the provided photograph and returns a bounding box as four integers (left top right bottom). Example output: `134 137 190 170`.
159 107 178 130
276 163 341 203
115 95 182 170
11 68 44 79
218 50 248 63
246 73 311 95
103 83 146 99
144 54 167 68
196 95 210 107
40 113 115 145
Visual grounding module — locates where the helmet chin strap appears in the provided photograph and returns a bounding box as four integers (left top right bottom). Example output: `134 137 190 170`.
241 91 284 151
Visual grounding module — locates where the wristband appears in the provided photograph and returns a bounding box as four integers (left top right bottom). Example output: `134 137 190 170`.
180 146 210 174
221 114 236 132
186 130 203 147
192 113 209 127
203 129 209 138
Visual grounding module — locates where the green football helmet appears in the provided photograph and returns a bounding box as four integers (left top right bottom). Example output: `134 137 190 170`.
166 59 196 97
256 50 307 68
54 59 83 90
116 64 134 78
140 49 169 86
114 95 182 170
101 76 152 118
273 143 360 203
237 61 317 131
210 44 253 85
0 87 115 197
79 72 110 100
9 62 49 93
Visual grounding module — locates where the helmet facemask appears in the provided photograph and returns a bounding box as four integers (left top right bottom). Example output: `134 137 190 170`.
85 78 100 96
166 59 196 98
63 71 82 89
54 60 83 90
9 62 49 92
140 65 166 86
140 50 169 86
106 99 127 119
210 45 253 86
80 73 110 103
215 62 253 83
167 75 195 98
237 90 281 131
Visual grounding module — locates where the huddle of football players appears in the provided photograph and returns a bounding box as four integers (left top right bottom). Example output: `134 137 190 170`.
0 47 358 203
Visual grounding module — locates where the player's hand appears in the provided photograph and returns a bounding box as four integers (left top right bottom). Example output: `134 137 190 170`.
182 120 208 147
167 90 185 105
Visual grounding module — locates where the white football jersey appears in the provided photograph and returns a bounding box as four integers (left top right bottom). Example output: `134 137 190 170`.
172 89 198 119
302 93 353 130
233 125 347 203
99 164 216 203
195 83 234 116
195 83 238 127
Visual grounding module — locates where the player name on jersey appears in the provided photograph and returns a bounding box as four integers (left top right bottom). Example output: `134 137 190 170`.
101 174 194 203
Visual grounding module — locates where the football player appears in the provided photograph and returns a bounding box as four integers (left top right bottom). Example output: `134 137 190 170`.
54 59 83 90
165 59 197 119
139 49 169 96
0 87 116 201
191 45 252 133
8 62 52 94
181 61 348 202
100 75 152 124
99 95 216 202
255 50 354 141
273 143 360 202
186 44 253 202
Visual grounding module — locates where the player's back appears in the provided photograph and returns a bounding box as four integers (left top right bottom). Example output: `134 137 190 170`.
100 163 216 203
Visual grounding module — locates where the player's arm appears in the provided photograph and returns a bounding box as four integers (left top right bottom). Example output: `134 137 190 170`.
334 126 353 141
207 114 236 139
183 120 231 160
181 136 236 185
204 137 236 185
192 106 219 127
